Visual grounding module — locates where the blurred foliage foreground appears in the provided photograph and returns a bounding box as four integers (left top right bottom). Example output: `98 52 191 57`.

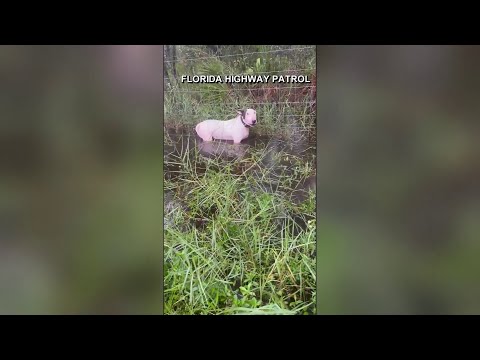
0 45 164 314
317 45 480 314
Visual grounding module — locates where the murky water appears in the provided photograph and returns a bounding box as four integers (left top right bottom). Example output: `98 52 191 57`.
164 128 316 232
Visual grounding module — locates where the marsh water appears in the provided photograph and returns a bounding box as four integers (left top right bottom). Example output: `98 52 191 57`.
164 128 316 233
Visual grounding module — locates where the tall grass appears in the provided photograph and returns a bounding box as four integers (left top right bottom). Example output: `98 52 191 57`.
164 142 316 315
164 45 316 137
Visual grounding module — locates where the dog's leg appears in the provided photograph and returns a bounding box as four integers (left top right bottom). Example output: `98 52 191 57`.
199 133 213 142
232 137 242 144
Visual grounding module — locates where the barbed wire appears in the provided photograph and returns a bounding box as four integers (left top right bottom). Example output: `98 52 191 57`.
164 46 316 63
165 101 315 106
165 68 315 79
164 113 316 117
165 47 316 127
165 85 316 93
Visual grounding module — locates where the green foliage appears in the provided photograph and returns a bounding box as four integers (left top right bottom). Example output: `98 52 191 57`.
164 45 316 136
164 144 316 315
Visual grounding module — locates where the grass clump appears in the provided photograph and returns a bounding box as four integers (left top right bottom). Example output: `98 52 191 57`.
164 145 316 315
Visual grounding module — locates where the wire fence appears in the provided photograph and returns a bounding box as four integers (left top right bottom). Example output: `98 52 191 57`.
164 46 316 63
164 45 316 132
166 112 316 117
165 85 316 93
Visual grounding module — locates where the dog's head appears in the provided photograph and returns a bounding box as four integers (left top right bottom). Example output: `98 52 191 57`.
237 108 257 127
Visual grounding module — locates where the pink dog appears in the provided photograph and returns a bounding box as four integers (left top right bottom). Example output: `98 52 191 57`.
195 109 257 144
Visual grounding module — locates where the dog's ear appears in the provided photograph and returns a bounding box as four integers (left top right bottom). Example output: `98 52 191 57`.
237 109 245 117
